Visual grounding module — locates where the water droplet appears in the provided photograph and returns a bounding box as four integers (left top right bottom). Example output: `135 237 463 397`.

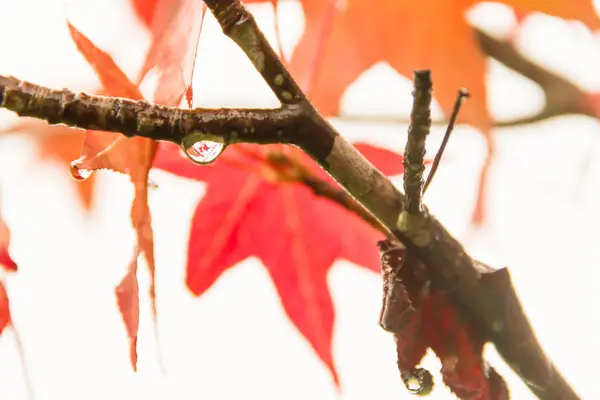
69 158 93 181
183 140 225 164
401 368 433 395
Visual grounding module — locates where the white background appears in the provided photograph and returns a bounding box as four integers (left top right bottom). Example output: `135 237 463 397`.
0 0 599 399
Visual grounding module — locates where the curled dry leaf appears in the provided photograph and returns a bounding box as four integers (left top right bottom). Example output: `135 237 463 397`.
378 240 509 399
153 141 405 383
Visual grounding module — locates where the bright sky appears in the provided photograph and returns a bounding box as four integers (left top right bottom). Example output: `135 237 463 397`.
0 0 599 399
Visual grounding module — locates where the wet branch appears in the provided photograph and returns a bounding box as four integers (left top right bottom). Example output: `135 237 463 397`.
0 1 581 398
0 75 304 145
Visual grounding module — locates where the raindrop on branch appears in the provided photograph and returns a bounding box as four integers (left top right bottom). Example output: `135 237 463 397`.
69 158 93 181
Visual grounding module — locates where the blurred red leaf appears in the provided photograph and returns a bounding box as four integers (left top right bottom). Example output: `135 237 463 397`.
115 253 140 371
153 141 404 383
2 122 96 210
0 216 16 338
67 22 158 370
0 217 17 272
247 0 600 132
246 0 600 225
132 0 206 108
0 281 9 336
132 0 159 26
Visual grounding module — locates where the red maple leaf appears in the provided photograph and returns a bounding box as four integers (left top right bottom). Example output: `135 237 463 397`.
131 0 206 108
153 141 405 383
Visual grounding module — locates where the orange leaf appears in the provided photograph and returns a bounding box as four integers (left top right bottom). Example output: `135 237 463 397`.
0 216 17 272
132 0 159 26
2 120 97 210
0 281 10 336
67 22 157 369
244 0 600 132
276 0 600 225
133 0 206 108
115 253 140 371
67 24 142 99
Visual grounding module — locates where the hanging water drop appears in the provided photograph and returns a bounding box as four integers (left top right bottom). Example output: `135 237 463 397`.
69 158 93 181
401 368 433 395
182 135 226 165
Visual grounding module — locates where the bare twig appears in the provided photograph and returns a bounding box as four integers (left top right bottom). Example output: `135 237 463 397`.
403 70 432 214
474 29 595 125
266 150 396 240
0 1 581 398
423 89 469 194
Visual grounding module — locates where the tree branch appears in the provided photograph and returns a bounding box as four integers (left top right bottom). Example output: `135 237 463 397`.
0 1 580 398
0 75 304 145
265 150 395 240
474 29 595 126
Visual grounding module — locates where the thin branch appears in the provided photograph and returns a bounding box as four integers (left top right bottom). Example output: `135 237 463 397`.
0 75 304 145
423 88 469 193
474 29 595 125
206 1 305 106
402 70 431 215
0 1 581 398
266 151 396 240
